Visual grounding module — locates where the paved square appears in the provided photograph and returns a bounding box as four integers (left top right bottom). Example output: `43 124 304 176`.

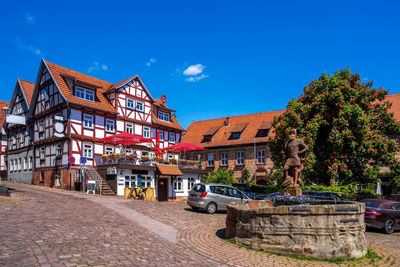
1 182 399 266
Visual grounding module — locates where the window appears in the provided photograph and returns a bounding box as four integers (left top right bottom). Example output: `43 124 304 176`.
83 143 93 158
40 147 45 161
125 175 136 188
188 178 196 190
75 87 94 101
105 146 114 155
221 153 228 166
83 114 94 129
126 123 134 134
127 98 135 109
158 111 170 122
236 151 244 165
10 160 13 172
257 150 265 164
169 133 175 143
256 129 269 138
196 154 201 162
29 156 33 170
143 127 150 138
201 135 212 143
39 120 45 132
230 132 241 140
106 119 115 132
210 186 229 196
56 143 62 158
207 154 214 166
23 157 27 171
136 101 144 112
159 130 164 141
18 158 22 171
174 178 183 191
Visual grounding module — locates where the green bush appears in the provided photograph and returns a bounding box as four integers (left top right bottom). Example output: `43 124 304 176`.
204 168 236 185
301 184 356 196
359 188 377 196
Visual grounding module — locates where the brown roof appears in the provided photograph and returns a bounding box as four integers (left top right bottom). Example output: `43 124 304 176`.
156 164 183 176
44 60 116 113
230 123 248 133
0 100 9 128
152 99 184 131
384 93 400 122
19 79 35 105
182 110 285 148
259 121 272 129
203 126 221 136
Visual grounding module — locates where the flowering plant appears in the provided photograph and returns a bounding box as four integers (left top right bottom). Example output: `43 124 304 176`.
163 160 170 164
141 156 150 160
189 161 196 165
269 69 400 187
109 153 117 159
272 194 311 205
126 154 135 159
155 157 162 162
101 154 108 158
180 160 187 165
169 158 177 164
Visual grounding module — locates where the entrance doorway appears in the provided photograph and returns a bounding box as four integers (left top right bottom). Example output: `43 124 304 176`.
157 178 168 201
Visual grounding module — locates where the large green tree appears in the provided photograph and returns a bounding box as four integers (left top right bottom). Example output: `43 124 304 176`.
269 68 400 187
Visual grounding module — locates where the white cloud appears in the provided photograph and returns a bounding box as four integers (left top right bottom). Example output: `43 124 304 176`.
362 77 369 81
185 74 208 82
14 35 43 56
146 58 156 67
88 62 108 73
183 64 205 76
24 13 35 25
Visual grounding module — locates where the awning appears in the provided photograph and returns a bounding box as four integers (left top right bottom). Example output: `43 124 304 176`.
156 164 183 176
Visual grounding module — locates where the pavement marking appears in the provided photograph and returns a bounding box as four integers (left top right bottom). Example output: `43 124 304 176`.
87 197 179 244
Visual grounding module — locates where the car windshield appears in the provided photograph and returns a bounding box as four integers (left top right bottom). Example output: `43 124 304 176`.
364 202 381 208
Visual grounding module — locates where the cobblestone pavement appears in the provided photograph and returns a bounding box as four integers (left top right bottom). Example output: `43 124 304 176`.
1 182 400 267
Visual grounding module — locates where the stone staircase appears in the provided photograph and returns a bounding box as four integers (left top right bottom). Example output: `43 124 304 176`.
85 166 115 195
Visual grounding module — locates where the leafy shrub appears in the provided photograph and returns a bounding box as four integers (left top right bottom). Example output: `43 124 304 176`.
302 184 356 196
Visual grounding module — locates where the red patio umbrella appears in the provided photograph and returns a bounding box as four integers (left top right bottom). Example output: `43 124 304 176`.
98 132 152 146
164 142 206 159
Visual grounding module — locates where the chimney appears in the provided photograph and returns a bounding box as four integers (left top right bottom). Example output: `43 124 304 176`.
224 117 230 127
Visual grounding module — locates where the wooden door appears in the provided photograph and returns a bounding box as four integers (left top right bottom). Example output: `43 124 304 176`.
157 178 168 201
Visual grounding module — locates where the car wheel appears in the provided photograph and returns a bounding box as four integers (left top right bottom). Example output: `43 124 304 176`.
191 206 199 212
206 202 217 214
384 219 395 234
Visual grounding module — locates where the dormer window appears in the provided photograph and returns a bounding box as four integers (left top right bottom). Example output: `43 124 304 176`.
201 135 212 143
75 87 94 102
158 111 170 122
255 129 269 138
229 132 241 140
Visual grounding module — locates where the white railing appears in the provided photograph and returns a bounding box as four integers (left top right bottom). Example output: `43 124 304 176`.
85 165 103 194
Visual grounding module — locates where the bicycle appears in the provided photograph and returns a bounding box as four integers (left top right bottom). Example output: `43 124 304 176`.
127 187 147 200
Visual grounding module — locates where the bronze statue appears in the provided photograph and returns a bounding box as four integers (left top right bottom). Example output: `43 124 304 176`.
281 129 308 194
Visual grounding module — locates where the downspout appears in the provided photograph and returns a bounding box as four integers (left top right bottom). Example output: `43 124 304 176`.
67 102 72 190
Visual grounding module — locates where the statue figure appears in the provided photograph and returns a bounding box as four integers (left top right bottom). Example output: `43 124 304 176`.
281 129 308 194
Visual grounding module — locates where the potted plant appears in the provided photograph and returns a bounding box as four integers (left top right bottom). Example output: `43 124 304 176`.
198 163 203 169
170 158 177 164
189 160 196 166
101 154 108 159
163 160 170 164
126 154 135 160
141 156 150 161
155 157 162 162
109 153 117 159
180 159 187 165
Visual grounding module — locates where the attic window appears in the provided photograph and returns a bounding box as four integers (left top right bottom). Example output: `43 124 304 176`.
201 135 212 143
75 87 94 102
255 129 269 138
229 132 241 140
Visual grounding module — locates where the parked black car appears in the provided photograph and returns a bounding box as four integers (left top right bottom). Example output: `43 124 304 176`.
242 191 267 200
360 198 400 234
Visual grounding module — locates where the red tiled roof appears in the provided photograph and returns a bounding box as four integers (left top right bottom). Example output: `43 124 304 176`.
182 110 285 148
44 60 116 113
384 93 400 122
19 79 35 105
152 99 183 131
156 164 183 176
0 100 10 128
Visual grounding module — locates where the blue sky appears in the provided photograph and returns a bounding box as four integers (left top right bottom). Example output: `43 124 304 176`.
1 1 400 128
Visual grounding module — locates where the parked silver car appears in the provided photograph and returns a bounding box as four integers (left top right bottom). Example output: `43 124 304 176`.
187 183 249 214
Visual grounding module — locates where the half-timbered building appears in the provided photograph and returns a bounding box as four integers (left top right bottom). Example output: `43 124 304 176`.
0 100 10 179
6 79 34 183
26 59 202 199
